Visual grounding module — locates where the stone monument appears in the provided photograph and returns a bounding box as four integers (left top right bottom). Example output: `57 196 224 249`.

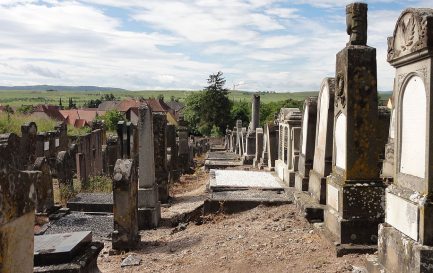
367 8 433 273
309 78 335 204
295 97 318 191
244 95 260 163
137 104 161 229
323 2 385 254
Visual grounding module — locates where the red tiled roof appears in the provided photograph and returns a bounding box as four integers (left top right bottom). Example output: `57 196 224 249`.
144 99 172 113
60 109 106 128
33 105 65 121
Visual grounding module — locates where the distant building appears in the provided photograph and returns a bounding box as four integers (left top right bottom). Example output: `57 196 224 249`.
60 109 106 128
31 104 65 122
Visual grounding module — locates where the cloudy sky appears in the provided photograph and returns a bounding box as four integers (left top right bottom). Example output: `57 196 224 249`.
0 0 430 91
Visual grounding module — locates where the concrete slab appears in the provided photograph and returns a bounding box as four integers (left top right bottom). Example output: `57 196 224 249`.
34 231 92 266
67 193 113 213
209 169 284 191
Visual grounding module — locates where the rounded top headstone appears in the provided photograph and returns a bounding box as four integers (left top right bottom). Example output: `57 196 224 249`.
387 8 433 66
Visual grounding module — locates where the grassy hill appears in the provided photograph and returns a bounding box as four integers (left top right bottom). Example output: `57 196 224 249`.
0 87 392 107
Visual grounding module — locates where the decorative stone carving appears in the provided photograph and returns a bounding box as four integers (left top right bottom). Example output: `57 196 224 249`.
387 8 433 63
346 2 368 46
335 72 345 108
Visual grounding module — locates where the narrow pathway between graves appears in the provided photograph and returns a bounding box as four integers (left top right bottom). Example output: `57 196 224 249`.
98 158 366 273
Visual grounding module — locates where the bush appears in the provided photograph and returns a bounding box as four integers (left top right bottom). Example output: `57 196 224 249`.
82 176 112 193
96 110 125 131
0 113 58 135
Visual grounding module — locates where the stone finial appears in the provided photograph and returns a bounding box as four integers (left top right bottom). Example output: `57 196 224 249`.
346 2 368 46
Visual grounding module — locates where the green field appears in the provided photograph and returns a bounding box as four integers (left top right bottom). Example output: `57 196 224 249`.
0 89 318 107
0 89 391 107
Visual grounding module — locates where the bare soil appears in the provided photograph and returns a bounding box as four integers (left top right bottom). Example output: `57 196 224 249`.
98 159 366 273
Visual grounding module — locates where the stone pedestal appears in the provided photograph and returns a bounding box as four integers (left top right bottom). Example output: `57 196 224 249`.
137 105 161 230
112 159 139 250
244 95 260 163
324 2 385 254
295 97 318 191
367 8 433 272
309 78 335 204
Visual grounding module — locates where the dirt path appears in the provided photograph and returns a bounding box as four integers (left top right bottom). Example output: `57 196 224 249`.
98 159 366 273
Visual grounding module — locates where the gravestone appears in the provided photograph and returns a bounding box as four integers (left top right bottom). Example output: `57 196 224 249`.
117 121 127 159
33 231 103 272
274 108 302 185
252 128 263 167
381 99 395 182
244 95 260 163
137 104 161 229
56 151 74 191
76 153 88 188
367 8 433 273
309 78 335 204
21 122 38 169
0 133 21 170
32 157 55 213
166 124 179 182
112 159 139 250
235 120 243 155
177 120 189 173
153 112 169 203
323 2 385 254
295 97 318 191
0 167 37 273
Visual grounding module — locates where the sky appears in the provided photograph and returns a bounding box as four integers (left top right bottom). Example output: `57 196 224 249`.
0 0 430 92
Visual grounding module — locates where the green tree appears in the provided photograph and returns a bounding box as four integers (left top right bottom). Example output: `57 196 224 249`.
183 91 205 135
96 110 125 131
230 100 250 127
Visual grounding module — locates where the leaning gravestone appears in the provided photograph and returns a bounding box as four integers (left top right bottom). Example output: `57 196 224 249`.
0 167 38 273
309 78 335 204
323 2 385 255
367 7 433 273
295 97 318 191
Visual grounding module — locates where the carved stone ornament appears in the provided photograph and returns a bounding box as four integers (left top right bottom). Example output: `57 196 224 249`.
387 8 433 63
335 72 346 109
346 2 368 46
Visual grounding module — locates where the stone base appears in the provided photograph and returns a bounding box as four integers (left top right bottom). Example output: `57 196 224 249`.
324 208 382 246
294 172 309 191
293 191 324 222
242 154 255 165
366 224 433 273
138 202 161 230
288 171 296 187
319 225 377 257
252 158 260 168
138 187 158 208
158 184 169 204
34 242 103 273
308 169 327 204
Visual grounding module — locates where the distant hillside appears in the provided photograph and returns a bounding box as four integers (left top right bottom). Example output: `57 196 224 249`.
0 85 127 92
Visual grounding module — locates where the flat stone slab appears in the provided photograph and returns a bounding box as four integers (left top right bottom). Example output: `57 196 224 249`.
209 170 284 191
160 195 205 227
67 193 113 213
34 231 92 266
204 190 292 214
207 152 241 161
45 212 113 240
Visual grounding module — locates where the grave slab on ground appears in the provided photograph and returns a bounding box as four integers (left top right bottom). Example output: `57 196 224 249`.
204 152 243 170
209 169 284 191
34 231 103 273
45 212 113 240
206 169 290 214
67 193 113 213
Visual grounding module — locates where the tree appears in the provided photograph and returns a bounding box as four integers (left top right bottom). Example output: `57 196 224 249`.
230 100 250 127
96 110 124 131
184 71 232 136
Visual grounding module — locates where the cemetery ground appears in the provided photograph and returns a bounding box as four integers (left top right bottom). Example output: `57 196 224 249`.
98 157 365 273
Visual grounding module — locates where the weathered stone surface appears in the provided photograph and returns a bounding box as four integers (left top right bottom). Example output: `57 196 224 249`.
113 159 139 250
56 151 74 190
0 167 37 273
323 3 385 252
153 113 169 203
32 157 55 213
137 104 161 229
